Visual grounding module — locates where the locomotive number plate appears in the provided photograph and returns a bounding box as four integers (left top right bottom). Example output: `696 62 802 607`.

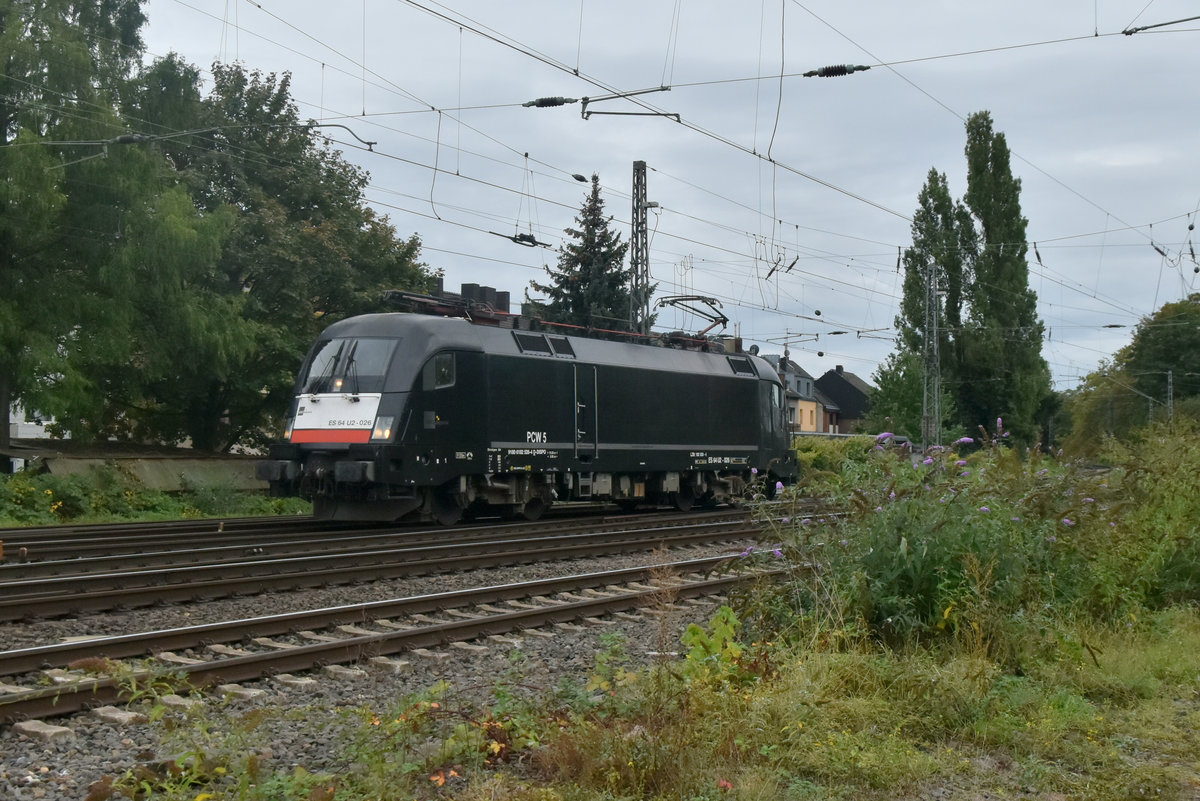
291 393 382 443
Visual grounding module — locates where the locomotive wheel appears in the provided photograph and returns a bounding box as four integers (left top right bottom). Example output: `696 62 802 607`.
430 485 463 526
670 484 695 512
521 497 548 521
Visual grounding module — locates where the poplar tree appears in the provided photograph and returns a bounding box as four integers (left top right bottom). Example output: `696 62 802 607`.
957 112 1050 441
527 175 634 332
874 111 1051 442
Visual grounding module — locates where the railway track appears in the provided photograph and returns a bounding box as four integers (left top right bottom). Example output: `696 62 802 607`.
1 556 786 723
0 511 758 620
0 503 614 563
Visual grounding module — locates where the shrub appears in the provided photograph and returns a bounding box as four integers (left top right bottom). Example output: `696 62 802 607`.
746 421 1200 662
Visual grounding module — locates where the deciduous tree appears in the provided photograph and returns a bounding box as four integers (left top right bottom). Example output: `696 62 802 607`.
873 111 1051 443
0 0 146 448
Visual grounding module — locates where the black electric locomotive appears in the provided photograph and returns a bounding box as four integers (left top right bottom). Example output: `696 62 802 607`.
257 309 797 523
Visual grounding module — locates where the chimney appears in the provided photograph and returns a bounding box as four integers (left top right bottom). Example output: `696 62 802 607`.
835 365 844 374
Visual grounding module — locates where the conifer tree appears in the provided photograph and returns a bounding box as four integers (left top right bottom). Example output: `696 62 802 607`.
528 175 634 332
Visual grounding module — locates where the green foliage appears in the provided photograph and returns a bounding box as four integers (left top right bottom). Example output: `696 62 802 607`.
745 418 1200 669
680 605 746 683
0 465 309 526
2 4 435 452
527 175 647 333
875 111 1052 446
1065 295 1200 455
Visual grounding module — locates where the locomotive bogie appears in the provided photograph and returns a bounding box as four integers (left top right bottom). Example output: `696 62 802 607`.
258 312 797 523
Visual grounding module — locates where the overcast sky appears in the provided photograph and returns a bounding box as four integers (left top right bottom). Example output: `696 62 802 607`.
139 1 1200 390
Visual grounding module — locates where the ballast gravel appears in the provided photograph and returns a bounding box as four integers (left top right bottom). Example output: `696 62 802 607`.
0 541 751 800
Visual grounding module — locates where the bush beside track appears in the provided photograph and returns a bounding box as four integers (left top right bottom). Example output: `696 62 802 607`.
0 460 310 526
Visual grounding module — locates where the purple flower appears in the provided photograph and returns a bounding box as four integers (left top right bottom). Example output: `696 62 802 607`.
922 457 934 465
1062 518 1075 527
781 517 790 524
840 539 849 547
876 431 894 442
772 547 784 557
1037 469 1048 476
775 481 784 491
739 545 756 556
873 445 884 451
1002 431 1010 438
996 417 1003 429
1011 516 1021 522
888 491 896 500
801 518 811 525
1046 535 1057 544
875 506 883 512
959 471 970 477
955 459 967 466
979 506 990 513
751 467 759 475
954 437 974 445
1082 497 1094 503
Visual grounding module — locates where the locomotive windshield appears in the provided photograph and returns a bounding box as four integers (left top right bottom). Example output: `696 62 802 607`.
300 337 397 394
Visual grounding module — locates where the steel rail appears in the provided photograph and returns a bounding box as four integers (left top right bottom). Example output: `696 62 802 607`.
0 562 787 724
0 555 743 676
0 521 758 621
1 509 747 577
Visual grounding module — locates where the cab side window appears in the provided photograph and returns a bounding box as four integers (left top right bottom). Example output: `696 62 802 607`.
423 353 455 389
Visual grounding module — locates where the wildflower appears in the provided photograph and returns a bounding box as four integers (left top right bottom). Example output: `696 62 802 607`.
1046 535 1057 544
776 481 784 491
1011 516 1021 522
1002 431 1010 438
718 778 734 790
996 416 1003 429
739 545 756 557
873 445 884 451
889 491 896 500
1082 497 1094 503
1061 518 1075 526
979 506 990 513
955 459 967 466
1037 469 1048 476
751 467 758 475
959 470 970 477
781 517 790 524
801 518 811 525
954 436 974 445
922 457 934 465
840 539 849 547
772 547 784 557
876 431 894 442
875 506 883 512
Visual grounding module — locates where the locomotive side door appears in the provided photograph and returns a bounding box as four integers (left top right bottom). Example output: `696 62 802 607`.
574 364 598 462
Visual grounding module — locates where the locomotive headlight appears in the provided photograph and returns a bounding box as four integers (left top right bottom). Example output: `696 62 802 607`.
371 416 394 441
284 417 294 439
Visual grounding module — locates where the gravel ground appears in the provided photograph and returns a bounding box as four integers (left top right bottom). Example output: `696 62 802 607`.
0 540 748 800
